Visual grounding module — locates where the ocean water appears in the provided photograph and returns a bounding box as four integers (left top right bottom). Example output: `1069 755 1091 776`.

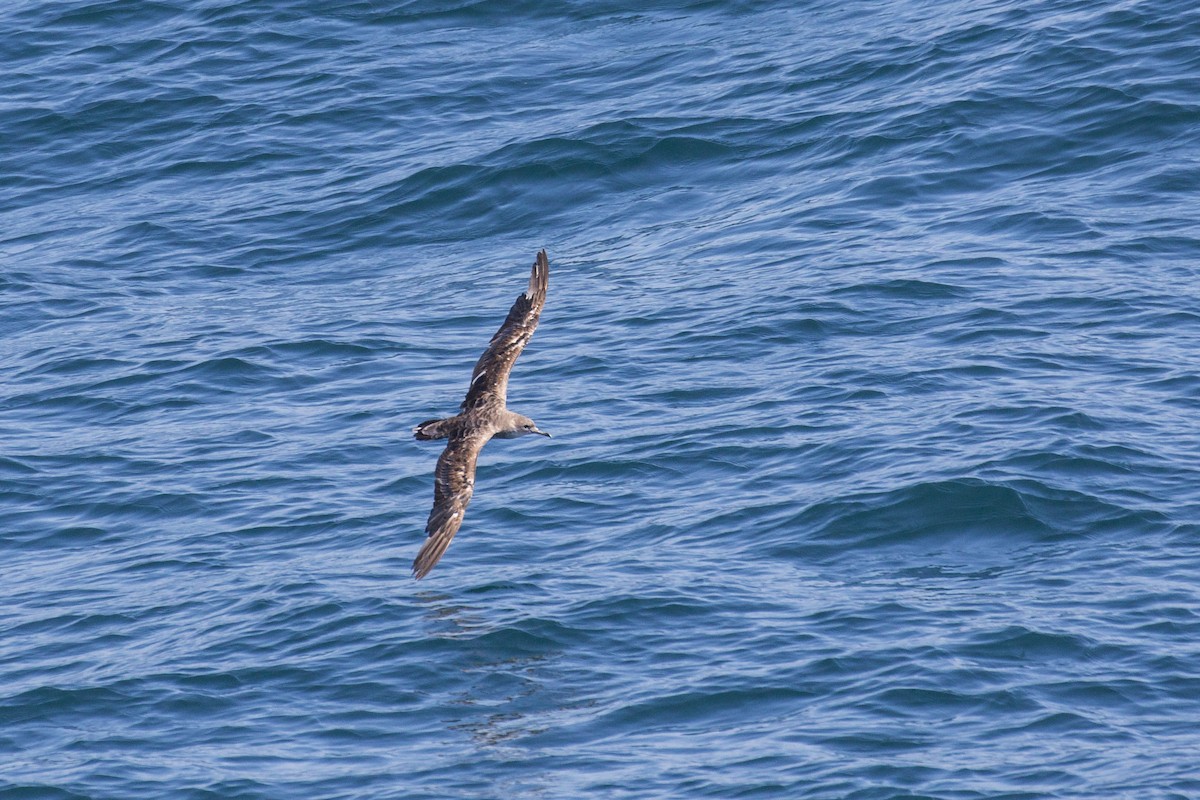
3 0 1200 797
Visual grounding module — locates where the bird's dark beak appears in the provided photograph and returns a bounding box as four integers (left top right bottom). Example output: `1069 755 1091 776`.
535 429 551 438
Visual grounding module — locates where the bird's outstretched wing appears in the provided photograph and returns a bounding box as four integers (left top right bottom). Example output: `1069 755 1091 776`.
412 432 488 579
460 250 549 411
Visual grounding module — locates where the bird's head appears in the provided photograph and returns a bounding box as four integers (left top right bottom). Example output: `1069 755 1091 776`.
497 412 551 439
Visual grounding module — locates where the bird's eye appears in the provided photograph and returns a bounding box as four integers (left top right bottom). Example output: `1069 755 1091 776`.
524 424 532 429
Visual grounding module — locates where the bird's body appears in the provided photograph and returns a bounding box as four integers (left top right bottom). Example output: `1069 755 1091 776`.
411 250 551 579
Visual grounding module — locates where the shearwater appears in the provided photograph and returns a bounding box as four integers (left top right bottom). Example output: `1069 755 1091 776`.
410 250 552 579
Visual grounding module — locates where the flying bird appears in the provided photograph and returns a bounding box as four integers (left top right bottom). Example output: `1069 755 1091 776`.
411 250 552 579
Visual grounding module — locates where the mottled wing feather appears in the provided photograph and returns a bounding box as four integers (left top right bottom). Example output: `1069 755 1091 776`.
412 433 488 579
460 250 549 411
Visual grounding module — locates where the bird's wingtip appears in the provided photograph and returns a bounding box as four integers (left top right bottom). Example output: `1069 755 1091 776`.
526 249 549 299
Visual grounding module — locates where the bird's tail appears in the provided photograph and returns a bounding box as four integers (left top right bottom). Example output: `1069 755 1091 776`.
413 417 454 440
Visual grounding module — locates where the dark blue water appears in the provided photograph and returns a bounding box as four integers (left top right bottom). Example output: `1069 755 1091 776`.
4 1 1200 797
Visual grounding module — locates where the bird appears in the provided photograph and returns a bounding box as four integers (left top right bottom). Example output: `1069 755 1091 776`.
410 249 552 579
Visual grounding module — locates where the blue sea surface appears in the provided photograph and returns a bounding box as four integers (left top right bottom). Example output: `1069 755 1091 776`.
3 1 1200 798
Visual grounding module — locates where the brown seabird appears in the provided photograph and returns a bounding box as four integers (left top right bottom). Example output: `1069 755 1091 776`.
411 250 552 579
